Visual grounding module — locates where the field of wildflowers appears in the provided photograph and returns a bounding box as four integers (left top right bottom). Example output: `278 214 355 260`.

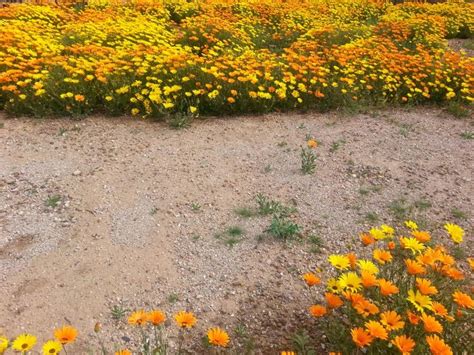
0 0 473 118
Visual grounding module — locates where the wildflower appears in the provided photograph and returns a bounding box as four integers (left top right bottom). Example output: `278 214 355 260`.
400 237 425 254
412 230 431 243
432 302 452 321
452 291 474 309
328 255 350 270
163 102 174 109
407 310 420 325
373 249 392 264
444 223 464 243
380 311 404 331
387 241 396 250
207 327 229 347
353 299 379 317
0 336 9 353
42 340 62 355
365 320 388 340
405 220 418 230
378 279 399 296
338 272 362 293
347 252 357 269
350 327 373 348
189 106 198 113
426 335 453 355
148 310 166 326
361 270 378 288
309 305 327 317
12 334 36 352
407 290 432 312
307 139 318 148
380 224 394 236
421 314 443 334
444 267 464 280
105 96 113 101
405 259 426 275
325 292 344 309
128 310 148 326
357 260 379 275
115 350 132 355
131 108 140 116
416 278 438 295
74 94 85 102
360 233 375 246
391 335 415 355
54 326 77 345
175 311 197 328
281 352 296 355
326 278 342 294
302 272 320 287
369 227 386 240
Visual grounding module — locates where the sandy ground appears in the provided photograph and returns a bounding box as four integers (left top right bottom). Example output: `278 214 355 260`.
0 107 473 353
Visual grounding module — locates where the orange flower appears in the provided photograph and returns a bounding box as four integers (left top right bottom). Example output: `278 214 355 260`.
309 305 327 317
347 252 357 269
412 230 431 243
360 233 375 246
361 271 377 288
351 327 373 348
391 335 415 355
115 350 132 355
407 311 420 325
387 241 396 250
373 249 392 264
342 291 365 305
378 279 399 296
302 273 321 287
54 326 78 344
128 310 148 326
148 310 166 326
416 276 438 293
421 314 443 334
432 302 454 322
452 291 474 309
380 311 404 331
307 139 318 148
365 320 388 340
405 259 426 275
325 292 344 309
353 299 379 317
74 94 85 102
207 327 230 347
426 335 453 355
443 267 464 280
175 311 197 328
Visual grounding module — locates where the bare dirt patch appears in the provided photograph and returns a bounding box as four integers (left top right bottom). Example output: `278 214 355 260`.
0 108 472 352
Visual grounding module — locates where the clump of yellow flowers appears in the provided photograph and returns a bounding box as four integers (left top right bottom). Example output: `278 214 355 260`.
0 0 472 118
301 221 472 354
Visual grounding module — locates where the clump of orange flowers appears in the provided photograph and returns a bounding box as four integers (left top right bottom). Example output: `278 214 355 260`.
300 220 471 354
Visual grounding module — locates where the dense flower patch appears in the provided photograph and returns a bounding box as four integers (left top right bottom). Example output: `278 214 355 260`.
303 221 473 354
0 0 473 117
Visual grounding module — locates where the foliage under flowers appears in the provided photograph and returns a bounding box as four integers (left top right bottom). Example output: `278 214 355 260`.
303 221 473 354
0 0 473 118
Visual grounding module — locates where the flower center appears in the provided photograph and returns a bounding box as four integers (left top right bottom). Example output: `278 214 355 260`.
22 343 28 349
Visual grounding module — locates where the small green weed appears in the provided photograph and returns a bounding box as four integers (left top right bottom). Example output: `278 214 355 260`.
191 202 201 212
389 198 411 221
451 208 467 220
329 139 346 153
45 195 61 208
460 131 473 140
227 226 244 237
365 212 379 223
255 194 295 217
235 207 256 218
168 114 192 129
168 293 179 304
301 147 316 174
110 305 128 320
267 216 300 241
308 234 324 253
446 101 470 118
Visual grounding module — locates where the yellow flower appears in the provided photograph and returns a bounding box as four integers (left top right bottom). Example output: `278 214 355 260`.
327 278 343 293
357 260 379 275
338 272 362 293
12 334 36 352
407 290 433 313
404 220 418 231
131 108 140 116
105 96 113 101
0 336 8 353
128 310 148 326
163 102 175 109
189 106 198 113
42 340 62 355
328 254 350 270
207 327 230 347
444 223 464 243
175 311 197 328
400 237 425 254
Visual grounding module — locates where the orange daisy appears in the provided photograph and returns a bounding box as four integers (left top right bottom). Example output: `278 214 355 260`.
302 272 321 287
405 259 426 275
387 241 396 250
148 310 166 326
325 292 344 309
421 314 443 334
373 249 392 264
426 335 453 355
174 311 197 328
351 327 373 348
309 305 327 317
361 271 378 288
353 299 379 317
365 320 388 340
360 233 375 246
407 311 420 325
412 230 431 243
128 310 148 326
378 279 399 296
54 326 78 345
416 278 438 295
380 311 404 331
347 252 357 269
452 291 474 309
391 335 415 355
